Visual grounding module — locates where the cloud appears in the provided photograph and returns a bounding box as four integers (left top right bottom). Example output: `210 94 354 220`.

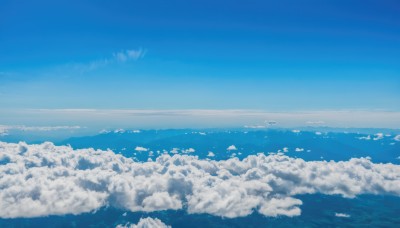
357 135 371 140
0 125 82 136
278 147 289 153
71 48 145 73
113 49 146 63
295 148 304 152
13 109 400 129
0 127 8 136
373 133 384 141
116 217 170 228
394 135 400 141
207 152 215 157
227 145 237 151
335 213 350 218
182 148 195 153
0 142 400 219
135 146 148 152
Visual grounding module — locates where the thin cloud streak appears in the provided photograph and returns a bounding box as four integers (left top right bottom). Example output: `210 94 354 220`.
71 48 146 73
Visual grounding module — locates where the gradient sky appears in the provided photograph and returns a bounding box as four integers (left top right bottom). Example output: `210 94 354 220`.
0 0 399 127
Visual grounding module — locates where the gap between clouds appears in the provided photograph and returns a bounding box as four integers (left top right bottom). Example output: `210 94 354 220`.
0 141 399 219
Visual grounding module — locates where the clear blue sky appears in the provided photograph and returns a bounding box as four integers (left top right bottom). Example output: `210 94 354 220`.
0 0 399 127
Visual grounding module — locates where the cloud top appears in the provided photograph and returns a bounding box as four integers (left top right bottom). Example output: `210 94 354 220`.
116 217 170 228
0 142 399 219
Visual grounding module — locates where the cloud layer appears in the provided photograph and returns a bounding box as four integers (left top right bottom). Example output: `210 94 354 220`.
0 142 399 219
4 109 400 129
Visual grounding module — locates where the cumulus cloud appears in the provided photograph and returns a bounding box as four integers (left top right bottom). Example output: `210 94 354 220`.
227 145 237 151
116 217 170 228
295 148 304 152
135 146 148 152
207 152 215 157
335 213 350 218
182 148 195 153
0 142 400 219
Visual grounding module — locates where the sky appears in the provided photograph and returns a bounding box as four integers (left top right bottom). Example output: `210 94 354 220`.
0 0 399 128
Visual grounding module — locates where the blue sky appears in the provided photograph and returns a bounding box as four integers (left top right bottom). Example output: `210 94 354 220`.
0 0 399 127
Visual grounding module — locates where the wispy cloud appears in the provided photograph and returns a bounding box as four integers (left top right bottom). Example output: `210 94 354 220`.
72 48 146 73
0 125 83 136
113 49 146 63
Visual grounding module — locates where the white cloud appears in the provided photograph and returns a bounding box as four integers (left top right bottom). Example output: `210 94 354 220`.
315 132 322 135
373 133 384 141
0 142 400 219
207 152 215 157
71 49 146 73
113 49 145 63
99 129 111 134
114 129 126 133
335 213 350 218
295 148 304 152
116 217 170 228
0 125 83 136
292 130 300 133
394 135 400 142
135 146 148 152
357 135 371 140
182 148 195 153
227 145 237 151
